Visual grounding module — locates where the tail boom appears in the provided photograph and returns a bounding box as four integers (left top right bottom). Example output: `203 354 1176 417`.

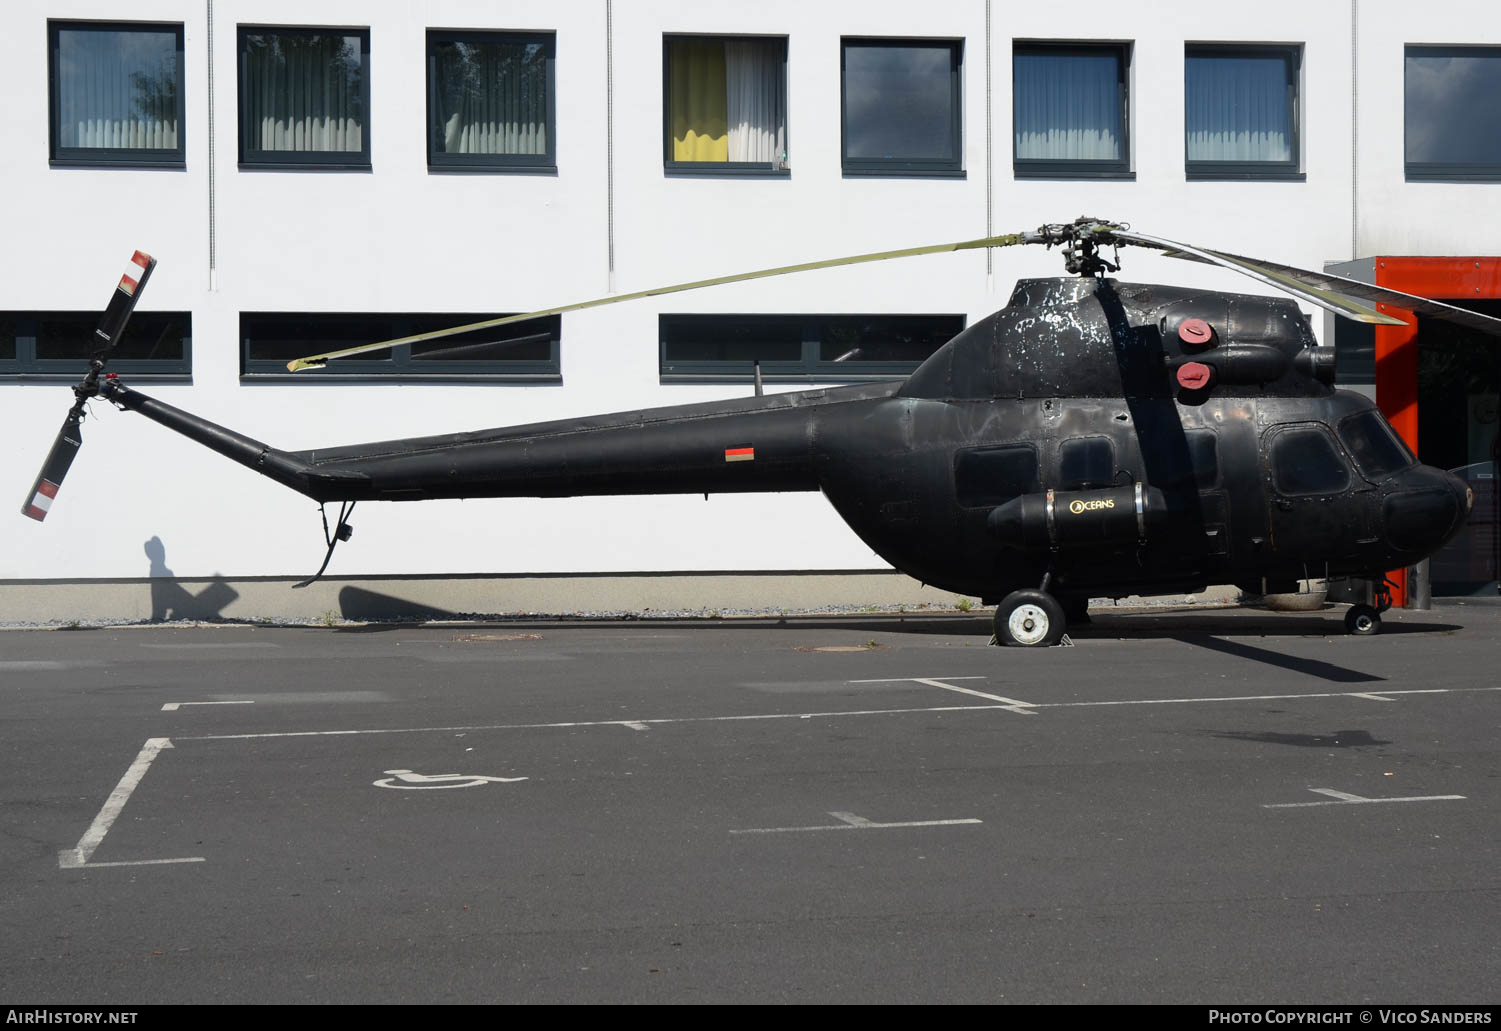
95 380 899 504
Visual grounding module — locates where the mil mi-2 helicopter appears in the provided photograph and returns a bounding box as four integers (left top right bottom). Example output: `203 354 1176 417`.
22 217 1493 645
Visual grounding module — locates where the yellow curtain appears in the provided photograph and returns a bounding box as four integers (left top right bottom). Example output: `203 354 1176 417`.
669 41 728 161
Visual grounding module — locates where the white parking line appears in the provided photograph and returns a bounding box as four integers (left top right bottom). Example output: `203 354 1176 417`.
849 676 989 685
915 679 1037 712
178 685 1501 742
162 701 255 712
730 810 983 834
852 675 1037 710
59 738 206 870
1263 787 1467 809
140 643 281 650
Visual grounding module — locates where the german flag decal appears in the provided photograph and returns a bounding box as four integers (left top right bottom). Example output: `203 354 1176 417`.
724 446 755 463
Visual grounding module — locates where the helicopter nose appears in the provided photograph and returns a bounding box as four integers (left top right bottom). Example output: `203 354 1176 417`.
1381 466 1469 557
1441 467 1474 524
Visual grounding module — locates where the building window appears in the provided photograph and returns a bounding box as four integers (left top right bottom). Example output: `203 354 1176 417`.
48 22 185 168
1013 42 1130 178
841 39 963 177
428 31 555 172
664 36 787 174
1 311 190 379
240 313 561 382
1185 44 1300 179
660 314 963 382
1405 46 1501 181
239 27 370 169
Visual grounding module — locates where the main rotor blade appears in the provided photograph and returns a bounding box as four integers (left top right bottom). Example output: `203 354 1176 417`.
286 232 1030 371
1161 246 1501 337
1108 229 1409 326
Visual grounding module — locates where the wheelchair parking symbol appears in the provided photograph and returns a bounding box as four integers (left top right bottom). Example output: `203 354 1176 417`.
373 769 528 790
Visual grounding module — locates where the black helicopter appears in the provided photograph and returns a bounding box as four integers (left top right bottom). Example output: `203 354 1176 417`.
22 218 1493 645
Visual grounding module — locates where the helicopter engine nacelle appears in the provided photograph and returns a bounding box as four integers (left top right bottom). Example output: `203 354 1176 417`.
1167 344 1287 388
986 484 1167 552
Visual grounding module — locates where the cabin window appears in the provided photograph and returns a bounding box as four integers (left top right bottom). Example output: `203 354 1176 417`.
659 313 962 383
240 312 560 382
428 31 556 172
1058 436 1115 489
841 38 964 177
48 21 185 168
665 35 787 175
1184 44 1301 180
0 311 191 380
238 27 370 169
1339 411 1415 480
1270 426 1351 495
955 445 1040 508
1013 42 1131 178
1405 46 1501 181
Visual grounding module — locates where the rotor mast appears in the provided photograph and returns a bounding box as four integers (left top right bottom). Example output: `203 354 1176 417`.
1023 218 1124 277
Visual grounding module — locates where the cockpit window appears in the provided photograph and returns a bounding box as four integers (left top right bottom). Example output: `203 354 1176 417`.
1059 436 1115 489
1271 426 1351 495
1338 410 1415 480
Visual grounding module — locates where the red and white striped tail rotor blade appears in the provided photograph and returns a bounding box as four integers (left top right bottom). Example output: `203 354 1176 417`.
20 248 155 523
21 411 85 522
117 250 152 297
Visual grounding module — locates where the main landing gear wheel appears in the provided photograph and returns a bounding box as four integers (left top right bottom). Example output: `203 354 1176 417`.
1344 604 1382 636
995 589 1067 647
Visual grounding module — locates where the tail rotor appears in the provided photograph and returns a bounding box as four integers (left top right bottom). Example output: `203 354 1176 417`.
20 251 156 522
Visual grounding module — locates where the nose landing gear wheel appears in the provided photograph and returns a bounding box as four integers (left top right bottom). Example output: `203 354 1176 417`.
995 589 1067 647
1344 603 1381 636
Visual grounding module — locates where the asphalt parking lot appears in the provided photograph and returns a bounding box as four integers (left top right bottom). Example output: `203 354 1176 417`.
2 601 1498 1004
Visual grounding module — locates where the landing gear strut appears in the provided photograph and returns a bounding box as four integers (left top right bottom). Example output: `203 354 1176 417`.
1344 579 1395 636
1060 595 1091 626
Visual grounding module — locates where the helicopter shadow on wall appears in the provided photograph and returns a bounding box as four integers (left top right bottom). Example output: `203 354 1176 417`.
144 536 239 622
336 585 458 624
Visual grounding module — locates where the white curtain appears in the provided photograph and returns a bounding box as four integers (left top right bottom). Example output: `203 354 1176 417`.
725 40 785 163
244 34 363 153
1013 52 1121 161
1186 55 1291 162
436 40 548 156
57 28 178 150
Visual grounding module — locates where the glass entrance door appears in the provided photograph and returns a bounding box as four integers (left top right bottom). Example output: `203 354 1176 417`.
1419 301 1501 594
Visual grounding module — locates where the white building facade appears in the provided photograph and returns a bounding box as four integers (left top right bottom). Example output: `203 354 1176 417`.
4 0 1499 620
